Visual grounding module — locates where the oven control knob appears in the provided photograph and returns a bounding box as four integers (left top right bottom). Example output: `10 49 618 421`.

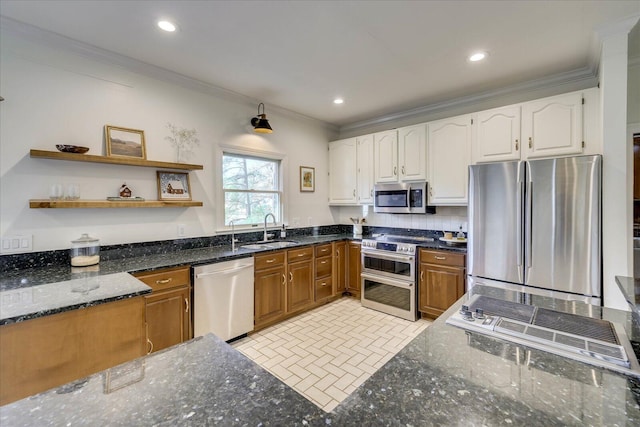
460 305 469 314
408 247 414 253
474 308 485 319
461 309 474 321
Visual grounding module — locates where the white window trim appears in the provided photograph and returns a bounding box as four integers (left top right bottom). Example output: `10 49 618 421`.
215 144 288 233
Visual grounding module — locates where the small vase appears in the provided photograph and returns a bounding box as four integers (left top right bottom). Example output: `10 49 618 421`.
176 146 184 163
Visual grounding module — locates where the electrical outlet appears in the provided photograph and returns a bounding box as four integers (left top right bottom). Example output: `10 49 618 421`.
177 224 186 237
1 234 33 254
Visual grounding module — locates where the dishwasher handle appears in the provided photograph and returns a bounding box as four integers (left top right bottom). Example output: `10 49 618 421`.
195 263 253 279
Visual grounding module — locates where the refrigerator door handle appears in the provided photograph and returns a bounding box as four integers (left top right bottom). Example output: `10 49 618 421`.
526 181 533 268
516 181 523 268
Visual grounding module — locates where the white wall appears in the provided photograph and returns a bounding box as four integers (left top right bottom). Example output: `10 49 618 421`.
0 27 338 251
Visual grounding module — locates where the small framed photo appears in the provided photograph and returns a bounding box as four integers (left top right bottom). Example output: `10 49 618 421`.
157 171 192 201
105 125 146 159
300 166 315 192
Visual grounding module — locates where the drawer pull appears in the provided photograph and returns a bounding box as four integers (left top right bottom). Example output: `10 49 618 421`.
321 282 327 287
184 298 189 313
434 256 446 260
321 260 328 264
156 278 172 285
266 258 276 263
297 253 305 257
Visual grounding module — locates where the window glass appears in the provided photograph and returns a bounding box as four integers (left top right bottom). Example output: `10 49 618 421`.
222 153 281 225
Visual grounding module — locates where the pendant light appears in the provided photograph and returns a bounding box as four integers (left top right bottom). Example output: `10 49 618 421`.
251 103 273 134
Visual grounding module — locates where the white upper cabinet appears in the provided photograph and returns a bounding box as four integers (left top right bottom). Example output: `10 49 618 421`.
398 124 427 181
473 105 521 163
356 134 375 204
374 126 427 183
522 92 583 159
427 114 472 205
328 138 357 204
374 130 398 183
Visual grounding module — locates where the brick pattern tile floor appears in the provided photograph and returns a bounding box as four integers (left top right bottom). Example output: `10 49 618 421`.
232 297 431 412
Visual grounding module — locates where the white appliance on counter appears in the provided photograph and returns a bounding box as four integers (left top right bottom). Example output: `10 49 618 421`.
194 257 254 342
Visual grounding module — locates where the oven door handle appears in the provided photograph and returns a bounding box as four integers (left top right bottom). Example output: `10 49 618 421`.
361 252 415 263
360 272 414 287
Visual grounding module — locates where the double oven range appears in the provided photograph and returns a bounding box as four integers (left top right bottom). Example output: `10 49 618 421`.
361 235 432 321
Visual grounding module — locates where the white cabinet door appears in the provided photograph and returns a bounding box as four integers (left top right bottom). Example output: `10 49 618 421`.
356 134 375 204
473 105 521 163
398 124 427 181
374 130 398 183
427 115 472 205
522 92 583 159
329 138 357 204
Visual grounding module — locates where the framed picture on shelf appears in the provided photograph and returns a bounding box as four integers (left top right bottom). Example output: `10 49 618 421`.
157 171 192 201
300 166 315 192
105 125 146 159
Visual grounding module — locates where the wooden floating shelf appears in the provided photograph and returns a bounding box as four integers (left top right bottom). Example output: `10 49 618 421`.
30 150 204 171
29 199 203 209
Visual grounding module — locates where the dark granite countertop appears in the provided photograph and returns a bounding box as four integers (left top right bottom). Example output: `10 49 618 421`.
2 284 638 425
0 231 465 325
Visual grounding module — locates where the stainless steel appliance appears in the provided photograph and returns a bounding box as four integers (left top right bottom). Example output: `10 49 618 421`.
468 155 602 304
373 182 435 214
194 257 255 342
446 294 640 377
361 235 429 321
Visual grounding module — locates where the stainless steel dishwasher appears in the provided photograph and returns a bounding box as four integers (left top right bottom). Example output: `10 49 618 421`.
193 257 254 342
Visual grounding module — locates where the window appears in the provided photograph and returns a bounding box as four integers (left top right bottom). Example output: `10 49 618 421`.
222 152 282 226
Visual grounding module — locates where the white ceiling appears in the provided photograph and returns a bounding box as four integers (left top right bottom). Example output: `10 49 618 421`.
1 1 639 128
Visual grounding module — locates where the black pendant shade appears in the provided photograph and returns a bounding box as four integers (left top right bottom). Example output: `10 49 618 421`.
251 103 273 134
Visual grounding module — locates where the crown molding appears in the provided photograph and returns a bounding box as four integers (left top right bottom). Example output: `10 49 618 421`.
339 66 598 135
0 16 338 133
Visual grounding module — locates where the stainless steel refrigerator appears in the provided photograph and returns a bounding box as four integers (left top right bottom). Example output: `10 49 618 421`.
468 155 602 305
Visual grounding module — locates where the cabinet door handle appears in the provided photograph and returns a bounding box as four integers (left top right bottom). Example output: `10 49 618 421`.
289 272 293 282
515 139 519 151
370 189 373 197
393 166 397 176
529 137 532 149
184 298 189 313
336 250 340 256
155 278 172 285
266 258 275 263
420 270 424 282
434 256 446 260
353 189 356 197
282 273 286 285
147 338 154 354
401 165 405 175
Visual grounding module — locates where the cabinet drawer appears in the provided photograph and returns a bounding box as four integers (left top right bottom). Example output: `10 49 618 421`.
288 246 313 263
254 251 286 271
420 250 465 267
315 243 332 257
315 256 332 278
315 277 333 300
133 266 190 292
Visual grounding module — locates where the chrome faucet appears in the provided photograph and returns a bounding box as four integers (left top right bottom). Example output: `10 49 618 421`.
228 218 243 252
263 213 277 241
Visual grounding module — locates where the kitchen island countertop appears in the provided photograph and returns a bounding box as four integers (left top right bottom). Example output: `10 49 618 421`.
2 284 639 426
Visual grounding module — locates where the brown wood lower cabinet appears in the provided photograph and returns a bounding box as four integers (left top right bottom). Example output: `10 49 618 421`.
133 266 191 354
254 251 287 328
0 296 145 406
419 249 466 319
287 247 314 313
346 241 362 298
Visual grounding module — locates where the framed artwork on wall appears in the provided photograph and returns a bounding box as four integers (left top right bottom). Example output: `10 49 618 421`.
300 166 315 192
157 171 192 201
105 125 146 159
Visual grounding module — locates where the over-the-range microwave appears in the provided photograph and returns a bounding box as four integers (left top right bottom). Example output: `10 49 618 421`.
373 182 436 214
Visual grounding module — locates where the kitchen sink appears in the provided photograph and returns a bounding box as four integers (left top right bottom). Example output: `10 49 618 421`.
241 241 298 250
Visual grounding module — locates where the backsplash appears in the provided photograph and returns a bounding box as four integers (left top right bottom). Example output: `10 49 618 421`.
333 205 468 232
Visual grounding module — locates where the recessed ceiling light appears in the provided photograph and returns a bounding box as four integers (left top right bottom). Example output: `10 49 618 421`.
333 98 344 105
158 20 176 32
469 52 487 62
